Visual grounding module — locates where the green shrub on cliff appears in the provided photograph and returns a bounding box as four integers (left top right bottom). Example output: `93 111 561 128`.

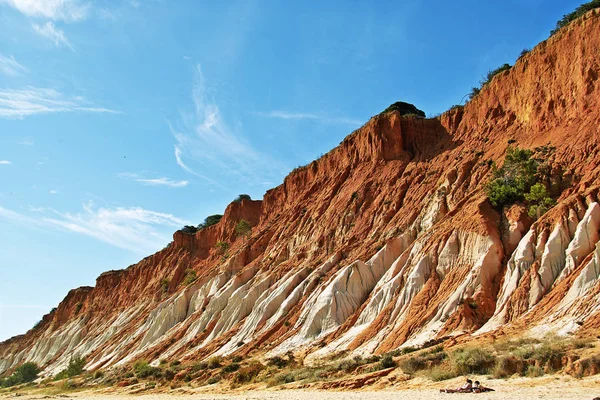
518 48 531 59
486 146 557 219
379 354 397 369
207 356 223 369
486 146 537 207
198 214 222 229
133 360 161 379
54 356 86 380
180 225 197 235
234 194 251 202
160 278 170 293
468 86 481 100
183 269 197 285
468 63 512 101
235 219 252 238
215 241 230 256
551 0 600 36
525 183 555 219
380 101 426 117
481 63 512 87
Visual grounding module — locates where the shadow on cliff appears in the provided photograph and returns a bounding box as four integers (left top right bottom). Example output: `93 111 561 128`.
399 114 464 162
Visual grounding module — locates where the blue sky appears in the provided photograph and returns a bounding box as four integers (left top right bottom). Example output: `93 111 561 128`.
0 0 583 341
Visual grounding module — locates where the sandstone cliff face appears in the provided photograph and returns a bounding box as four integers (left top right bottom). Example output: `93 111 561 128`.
2 10 600 377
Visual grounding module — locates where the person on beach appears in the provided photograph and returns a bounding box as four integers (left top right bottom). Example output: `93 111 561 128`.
472 381 494 393
440 378 473 393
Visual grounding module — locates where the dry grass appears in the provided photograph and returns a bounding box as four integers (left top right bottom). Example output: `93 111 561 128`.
394 335 599 382
5 334 600 395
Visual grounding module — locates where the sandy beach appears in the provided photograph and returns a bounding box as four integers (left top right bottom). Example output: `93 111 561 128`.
3 376 599 400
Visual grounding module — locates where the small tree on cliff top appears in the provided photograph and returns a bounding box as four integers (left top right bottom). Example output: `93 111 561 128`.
198 214 223 229
181 225 197 235
234 194 251 202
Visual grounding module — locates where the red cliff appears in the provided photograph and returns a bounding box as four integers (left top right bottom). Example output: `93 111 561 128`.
2 8 600 380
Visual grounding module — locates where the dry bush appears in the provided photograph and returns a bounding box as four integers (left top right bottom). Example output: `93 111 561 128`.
451 347 495 375
232 362 265 384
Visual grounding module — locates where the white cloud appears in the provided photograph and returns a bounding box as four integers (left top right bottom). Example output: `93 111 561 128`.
0 0 89 22
174 145 193 174
256 110 362 126
185 65 257 160
136 178 188 187
48 189 58 194
118 173 189 188
171 64 286 188
0 87 120 119
32 22 73 50
264 111 319 120
172 144 221 186
0 54 27 76
0 205 33 223
0 160 11 165
17 139 34 145
0 201 188 254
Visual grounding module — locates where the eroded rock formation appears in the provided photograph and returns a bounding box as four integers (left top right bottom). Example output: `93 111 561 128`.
2 10 600 377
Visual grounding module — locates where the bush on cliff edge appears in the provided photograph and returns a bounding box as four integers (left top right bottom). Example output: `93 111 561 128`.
551 0 600 36
380 101 426 118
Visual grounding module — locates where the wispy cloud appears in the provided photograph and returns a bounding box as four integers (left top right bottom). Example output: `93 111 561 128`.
0 54 27 76
256 110 362 126
174 146 194 175
0 205 32 222
32 21 73 50
0 87 120 119
136 178 188 187
261 111 320 120
171 140 222 187
178 65 258 161
118 172 189 188
0 161 11 165
17 139 34 145
48 189 58 194
1 0 92 50
0 201 188 254
0 0 90 22
171 64 286 188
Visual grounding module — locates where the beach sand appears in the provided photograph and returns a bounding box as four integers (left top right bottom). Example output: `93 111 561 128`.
2 375 599 400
